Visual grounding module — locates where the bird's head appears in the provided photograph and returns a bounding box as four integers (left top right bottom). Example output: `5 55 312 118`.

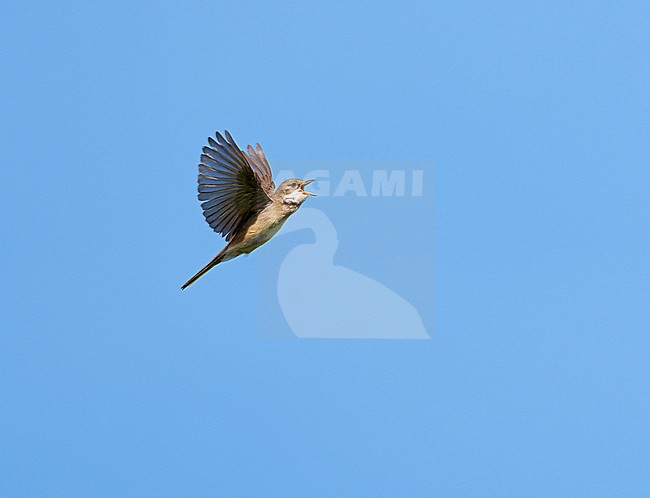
276 178 317 205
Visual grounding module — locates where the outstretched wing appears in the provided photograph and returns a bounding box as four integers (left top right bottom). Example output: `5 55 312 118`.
198 131 272 241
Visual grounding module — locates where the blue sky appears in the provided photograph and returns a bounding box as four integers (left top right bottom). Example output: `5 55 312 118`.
1 0 649 495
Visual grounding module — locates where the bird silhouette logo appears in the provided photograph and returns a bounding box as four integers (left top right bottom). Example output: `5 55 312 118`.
273 208 429 339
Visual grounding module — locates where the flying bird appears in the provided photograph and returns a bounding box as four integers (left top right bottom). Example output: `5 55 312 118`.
181 131 316 289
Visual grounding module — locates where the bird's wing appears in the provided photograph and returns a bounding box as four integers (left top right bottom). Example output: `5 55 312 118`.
198 131 273 241
245 143 275 195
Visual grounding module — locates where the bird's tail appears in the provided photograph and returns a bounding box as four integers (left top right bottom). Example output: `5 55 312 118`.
181 248 228 290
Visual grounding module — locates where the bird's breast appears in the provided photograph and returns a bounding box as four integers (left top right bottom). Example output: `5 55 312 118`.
238 208 289 253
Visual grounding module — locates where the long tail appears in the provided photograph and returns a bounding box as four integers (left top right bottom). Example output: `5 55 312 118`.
181 248 228 290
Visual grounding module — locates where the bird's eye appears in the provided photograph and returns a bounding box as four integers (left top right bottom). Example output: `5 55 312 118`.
291 182 297 187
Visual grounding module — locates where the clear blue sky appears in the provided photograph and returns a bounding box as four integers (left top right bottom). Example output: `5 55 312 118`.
1 1 649 495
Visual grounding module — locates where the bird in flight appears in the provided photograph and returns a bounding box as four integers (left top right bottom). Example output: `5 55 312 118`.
181 131 316 289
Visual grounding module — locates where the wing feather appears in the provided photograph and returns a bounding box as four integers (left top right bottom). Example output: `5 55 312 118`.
244 143 275 194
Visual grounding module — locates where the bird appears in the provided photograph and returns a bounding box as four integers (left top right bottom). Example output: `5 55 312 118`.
181 130 316 289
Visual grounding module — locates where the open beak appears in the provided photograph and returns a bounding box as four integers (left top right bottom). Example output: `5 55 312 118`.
301 179 317 196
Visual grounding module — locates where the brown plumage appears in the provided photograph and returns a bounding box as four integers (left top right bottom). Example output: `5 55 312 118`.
181 131 315 289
